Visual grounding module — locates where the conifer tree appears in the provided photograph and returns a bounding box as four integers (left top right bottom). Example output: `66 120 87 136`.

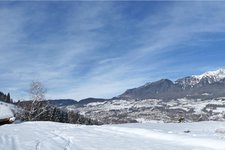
7 93 10 103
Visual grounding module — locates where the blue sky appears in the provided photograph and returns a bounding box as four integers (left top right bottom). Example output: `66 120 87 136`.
1 1 225 101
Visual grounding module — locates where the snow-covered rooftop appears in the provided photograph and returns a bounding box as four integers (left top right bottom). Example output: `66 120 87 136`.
0 104 14 120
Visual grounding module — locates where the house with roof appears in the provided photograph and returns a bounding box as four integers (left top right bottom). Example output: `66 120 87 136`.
0 104 15 125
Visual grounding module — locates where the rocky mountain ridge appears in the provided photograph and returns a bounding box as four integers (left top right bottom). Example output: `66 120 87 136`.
119 69 225 100
176 69 225 88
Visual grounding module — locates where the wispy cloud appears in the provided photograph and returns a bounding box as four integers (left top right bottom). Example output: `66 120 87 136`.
1 2 225 100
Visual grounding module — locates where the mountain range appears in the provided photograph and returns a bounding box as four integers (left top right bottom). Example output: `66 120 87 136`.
47 98 108 107
69 69 225 123
48 69 225 106
119 69 225 100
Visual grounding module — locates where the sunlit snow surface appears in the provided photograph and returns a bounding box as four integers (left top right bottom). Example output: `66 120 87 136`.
0 104 14 119
1 121 225 150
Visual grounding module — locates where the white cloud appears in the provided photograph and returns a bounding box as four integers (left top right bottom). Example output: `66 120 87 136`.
1 2 225 101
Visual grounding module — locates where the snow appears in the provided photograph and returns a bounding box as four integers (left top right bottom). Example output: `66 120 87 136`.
0 104 14 120
85 100 134 111
202 93 211 96
213 107 225 113
173 98 225 114
69 98 225 123
0 121 225 150
193 68 225 83
169 106 190 112
135 118 163 123
73 99 162 115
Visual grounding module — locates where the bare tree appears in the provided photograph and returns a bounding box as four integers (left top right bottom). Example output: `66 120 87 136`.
28 81 47 120
30 81 46 102
14 81 100 124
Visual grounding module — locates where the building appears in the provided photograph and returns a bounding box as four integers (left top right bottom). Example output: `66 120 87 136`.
0 104 15 125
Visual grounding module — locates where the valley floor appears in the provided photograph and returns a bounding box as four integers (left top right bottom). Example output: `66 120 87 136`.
0 121 225 150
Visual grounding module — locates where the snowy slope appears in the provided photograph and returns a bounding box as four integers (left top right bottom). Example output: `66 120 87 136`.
0 102 14 119
176 68 225 87
0 121 225 150
193 69 225 82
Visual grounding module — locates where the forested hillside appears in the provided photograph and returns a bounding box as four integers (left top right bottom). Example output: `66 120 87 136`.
0 91 13 103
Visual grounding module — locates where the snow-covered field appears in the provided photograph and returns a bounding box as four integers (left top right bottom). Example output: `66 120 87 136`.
1 121 225 150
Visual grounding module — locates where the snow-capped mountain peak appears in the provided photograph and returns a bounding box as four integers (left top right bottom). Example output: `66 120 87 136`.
175 68 225 88
193 68 225 82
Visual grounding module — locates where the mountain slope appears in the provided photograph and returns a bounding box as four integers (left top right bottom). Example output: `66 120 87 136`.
119 69 225 100
176 69 225 88
120 79 182 100
47 99 78 107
